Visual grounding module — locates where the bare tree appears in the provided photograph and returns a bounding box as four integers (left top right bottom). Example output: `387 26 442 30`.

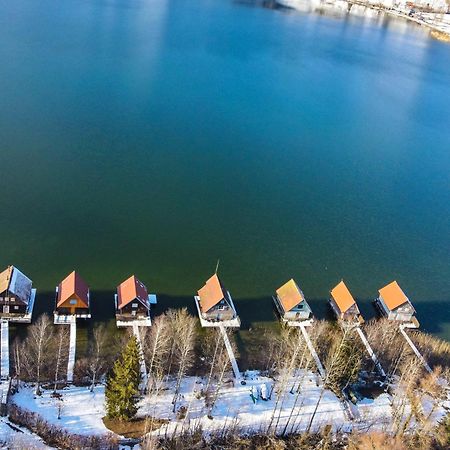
22 314 54 394
170 308 197 412
142 314 172 391
86 324 108 392
53 326 69 393
306 324 362 433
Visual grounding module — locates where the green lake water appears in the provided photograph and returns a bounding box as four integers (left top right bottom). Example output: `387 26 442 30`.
1 0 450 346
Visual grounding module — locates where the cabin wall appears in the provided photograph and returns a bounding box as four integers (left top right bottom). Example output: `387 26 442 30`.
0 292 27 315
329 298 342 319
379 296 414 322
57 293 89 315
118 300 149 317
202 303 235 321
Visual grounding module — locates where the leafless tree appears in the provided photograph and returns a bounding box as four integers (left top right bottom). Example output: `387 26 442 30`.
86 324 108 391
142 314 172 391
170 308 197 412
22 314 54 394
306 324 362 433
267 325 303 433
52 325 69 393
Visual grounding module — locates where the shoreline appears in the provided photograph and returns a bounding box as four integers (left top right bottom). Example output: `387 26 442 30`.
278 0 450 42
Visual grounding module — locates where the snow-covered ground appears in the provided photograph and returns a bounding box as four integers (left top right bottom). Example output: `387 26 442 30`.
9 372 448 441
0 418 54 449
9 371 387 438
12 384 109 436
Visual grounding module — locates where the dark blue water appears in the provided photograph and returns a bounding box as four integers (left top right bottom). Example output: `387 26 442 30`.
1 0 450 338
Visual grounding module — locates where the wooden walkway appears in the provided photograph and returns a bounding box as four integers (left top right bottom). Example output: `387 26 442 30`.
132 323 148 391
355 327 386 378
298 322 326 380
399 324 432 374
67 316 76 383
1 320 9 380
219 324 241 382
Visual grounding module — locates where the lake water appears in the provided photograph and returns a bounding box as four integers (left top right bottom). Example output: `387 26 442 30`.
1 0 450 341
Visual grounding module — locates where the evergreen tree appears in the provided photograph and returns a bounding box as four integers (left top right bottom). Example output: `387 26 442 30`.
105 334 142 420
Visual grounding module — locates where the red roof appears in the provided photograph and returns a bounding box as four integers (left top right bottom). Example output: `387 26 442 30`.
57 271 89 308
117 275 149 309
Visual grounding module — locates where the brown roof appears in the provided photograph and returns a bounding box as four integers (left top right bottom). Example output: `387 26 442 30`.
57 271 89 308
378 281 409 311
0 266 13 294
117 275 149 309
276 279 305 312
198 274 226 313
330 281 357 314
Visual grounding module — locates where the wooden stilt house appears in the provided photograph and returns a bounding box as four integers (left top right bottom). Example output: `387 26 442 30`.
0 265 35 320
115 275 152 324
274 279 312 322
376 281 416 322
55 271 90 318
329 280 363 324
197 274 237 322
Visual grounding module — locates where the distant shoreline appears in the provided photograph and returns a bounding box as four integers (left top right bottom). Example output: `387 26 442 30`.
277 0 450 42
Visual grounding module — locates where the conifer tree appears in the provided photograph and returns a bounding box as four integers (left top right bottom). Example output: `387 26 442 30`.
105 334 141 420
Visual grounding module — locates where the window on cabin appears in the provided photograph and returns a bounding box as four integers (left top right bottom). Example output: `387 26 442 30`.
69 299 77 305
132 303 138 308
14 306 19 310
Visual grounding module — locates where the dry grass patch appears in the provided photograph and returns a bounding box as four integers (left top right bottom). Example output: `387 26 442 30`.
103 416 168 438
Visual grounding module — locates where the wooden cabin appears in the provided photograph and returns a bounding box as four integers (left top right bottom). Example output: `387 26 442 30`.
0 265 34 318
115 275 151 322
197 274 236 322
329 280 362 323
55 271 90 317
274 279 312 322
376 281 415 322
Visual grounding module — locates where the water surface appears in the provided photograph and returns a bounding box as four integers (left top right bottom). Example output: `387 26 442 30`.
1 0 450 339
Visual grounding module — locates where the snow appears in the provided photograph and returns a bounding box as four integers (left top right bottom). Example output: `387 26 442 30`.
139 371 348 436
9 371 449 440
0 418 54 449
12 385 109 436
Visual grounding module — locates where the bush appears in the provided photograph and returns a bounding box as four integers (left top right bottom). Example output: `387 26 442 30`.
8 403 117 449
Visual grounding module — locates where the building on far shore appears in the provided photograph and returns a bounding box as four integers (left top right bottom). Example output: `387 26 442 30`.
0 265 36 321
375 280 416 322
196 274 237 322
55 271 90 318
273 278 312 322
115 275 154 326
329 280 363 324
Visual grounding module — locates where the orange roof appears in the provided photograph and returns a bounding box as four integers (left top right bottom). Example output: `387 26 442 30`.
276 279 304 312
0 266 13 294
330 281 357 314
57 271 89 308
198 274 225 313
117 275 149 309
379 281 409 311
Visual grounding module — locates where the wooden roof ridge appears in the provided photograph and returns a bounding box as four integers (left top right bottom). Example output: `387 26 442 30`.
330 280 358 314
198 273 227 313
276 278 305 312
57 271 89 308
117 275 149 309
